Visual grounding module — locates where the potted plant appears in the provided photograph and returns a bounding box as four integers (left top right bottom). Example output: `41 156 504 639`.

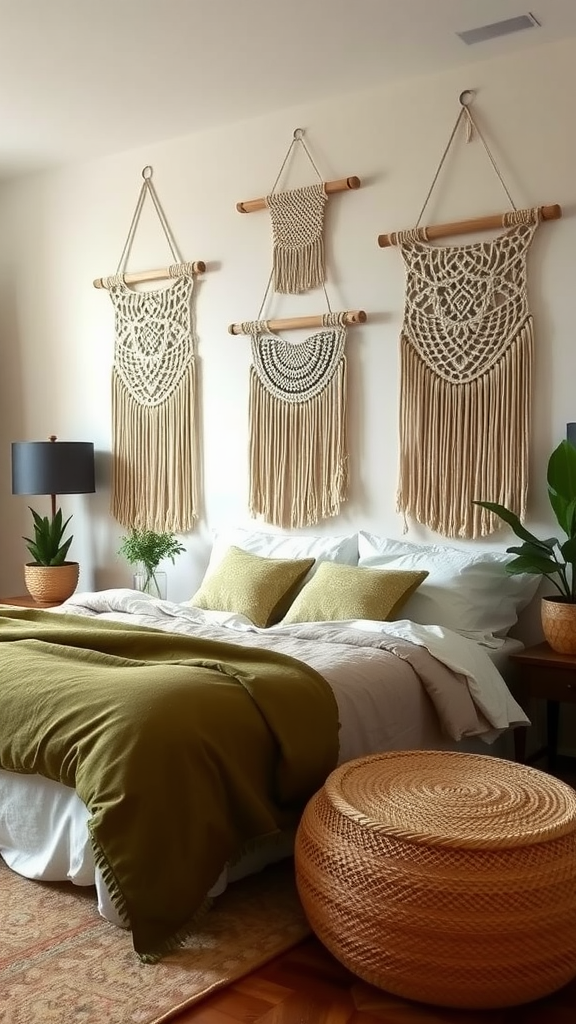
474 438 576 653
118 528 186 599
23 506 80 603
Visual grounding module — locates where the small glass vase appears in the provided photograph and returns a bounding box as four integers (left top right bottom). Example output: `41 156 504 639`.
132 569 167 600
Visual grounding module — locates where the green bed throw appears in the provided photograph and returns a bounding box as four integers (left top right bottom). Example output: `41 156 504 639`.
0 609 340 961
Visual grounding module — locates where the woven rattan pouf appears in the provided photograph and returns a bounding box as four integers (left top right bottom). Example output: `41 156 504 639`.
295 750 576 1010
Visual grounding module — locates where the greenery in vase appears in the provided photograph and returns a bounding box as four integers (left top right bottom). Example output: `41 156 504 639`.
473 439 576 601
118 528 186 597
24 507 74 566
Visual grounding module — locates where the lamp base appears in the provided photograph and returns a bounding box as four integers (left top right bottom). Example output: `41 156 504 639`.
24 562 79 604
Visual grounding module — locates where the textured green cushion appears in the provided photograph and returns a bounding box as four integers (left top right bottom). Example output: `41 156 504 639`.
282 561 429 624
190 546 315 628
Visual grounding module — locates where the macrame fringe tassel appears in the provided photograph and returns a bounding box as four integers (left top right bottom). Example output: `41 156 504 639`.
397 320 533 539
273 236 325 294
111 364 199 533
249 361 348 528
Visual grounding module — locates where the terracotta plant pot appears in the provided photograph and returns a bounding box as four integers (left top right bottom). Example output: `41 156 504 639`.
541 596 576 654
24 562 79 604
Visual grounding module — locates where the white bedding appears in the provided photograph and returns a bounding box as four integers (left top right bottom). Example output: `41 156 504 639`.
0 590 528 927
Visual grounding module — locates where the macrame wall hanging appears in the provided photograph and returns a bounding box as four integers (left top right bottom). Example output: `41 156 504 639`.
94 166 206 533
237 128 360 293
240 313 350 529
233 130 366 529
377 92 562 540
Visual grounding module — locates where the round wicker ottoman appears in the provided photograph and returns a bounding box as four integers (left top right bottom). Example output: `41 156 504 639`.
294 750 576 1010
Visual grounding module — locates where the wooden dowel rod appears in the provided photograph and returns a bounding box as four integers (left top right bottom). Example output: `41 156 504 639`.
93 261 206 289
228 310 367 335
377 204 562 248
236 176 361 214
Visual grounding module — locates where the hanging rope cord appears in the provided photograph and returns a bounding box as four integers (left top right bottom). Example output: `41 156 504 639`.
395 102 539 246
245 269 346 333
269 130 324 198
100 169 196 289
417 104 517 224
117 170 182 271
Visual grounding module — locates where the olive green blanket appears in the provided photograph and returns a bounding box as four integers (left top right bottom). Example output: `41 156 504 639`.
0 609 339 961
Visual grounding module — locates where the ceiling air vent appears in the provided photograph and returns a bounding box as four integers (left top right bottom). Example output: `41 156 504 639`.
457 12 540 46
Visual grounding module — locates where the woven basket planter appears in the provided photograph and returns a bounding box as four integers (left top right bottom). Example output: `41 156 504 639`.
295 750 576 1010
541 596 576 654
24 562 79 604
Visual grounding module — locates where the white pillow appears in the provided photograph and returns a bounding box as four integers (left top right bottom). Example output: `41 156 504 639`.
206 528 358 582
357 531 540 637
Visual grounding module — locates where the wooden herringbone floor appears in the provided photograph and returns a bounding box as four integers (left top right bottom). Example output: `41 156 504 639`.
177 934 576 1024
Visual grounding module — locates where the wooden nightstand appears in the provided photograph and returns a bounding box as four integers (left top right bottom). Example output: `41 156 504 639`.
0 594 62 609
510 642 576 773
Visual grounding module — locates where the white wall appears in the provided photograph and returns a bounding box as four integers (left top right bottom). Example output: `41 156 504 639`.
0 36 575 609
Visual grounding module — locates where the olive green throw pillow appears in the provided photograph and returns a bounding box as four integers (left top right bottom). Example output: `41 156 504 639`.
190 546 315 628
282 561 429 624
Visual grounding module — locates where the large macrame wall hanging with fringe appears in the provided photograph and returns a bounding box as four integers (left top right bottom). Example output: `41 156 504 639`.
378 92 562 540
243 313 349 529
94 166 205 533
396 208 539 539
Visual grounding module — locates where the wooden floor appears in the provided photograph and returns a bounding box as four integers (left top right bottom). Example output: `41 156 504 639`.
176 934 576 1024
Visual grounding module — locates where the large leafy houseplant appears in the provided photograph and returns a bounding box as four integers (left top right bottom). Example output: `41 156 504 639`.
474 439 576 601
474 439 576 653
118 528 186 598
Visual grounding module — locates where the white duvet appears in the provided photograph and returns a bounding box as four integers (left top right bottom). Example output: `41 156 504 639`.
50 589 528 743
0 590 528 925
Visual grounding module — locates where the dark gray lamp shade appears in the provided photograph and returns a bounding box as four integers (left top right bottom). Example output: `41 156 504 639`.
11 440 95 497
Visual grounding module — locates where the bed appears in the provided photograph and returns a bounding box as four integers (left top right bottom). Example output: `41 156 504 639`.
0 528 539 960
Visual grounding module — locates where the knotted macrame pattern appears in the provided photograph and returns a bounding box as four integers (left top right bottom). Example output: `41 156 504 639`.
249 327 348 528
110 275 199 532
396 211 540 539
265 183 327 294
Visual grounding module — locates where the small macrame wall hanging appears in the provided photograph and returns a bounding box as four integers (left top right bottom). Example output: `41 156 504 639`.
237 129 360 293
378 92 562 540
94 166 206 533
233 130 365 529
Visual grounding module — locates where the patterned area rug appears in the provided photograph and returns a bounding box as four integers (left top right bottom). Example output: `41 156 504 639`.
0 857 309 1024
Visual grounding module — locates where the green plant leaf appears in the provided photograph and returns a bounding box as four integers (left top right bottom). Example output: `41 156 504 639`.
51 537 73 564
560 536 576 561
563 497 576 540
559 537 576 599
548 440 576 535
505 554 565 576
23 539 41 562
30 508 45 531
472 500 553 549
506 540 559 561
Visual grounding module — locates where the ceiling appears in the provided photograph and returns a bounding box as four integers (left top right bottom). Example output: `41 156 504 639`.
1 0 576 180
